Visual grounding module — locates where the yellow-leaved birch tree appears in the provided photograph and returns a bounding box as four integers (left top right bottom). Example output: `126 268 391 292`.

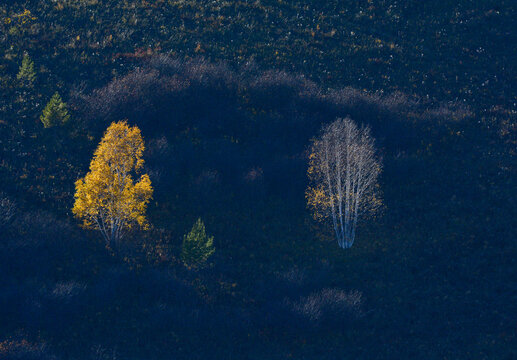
73 121 153 248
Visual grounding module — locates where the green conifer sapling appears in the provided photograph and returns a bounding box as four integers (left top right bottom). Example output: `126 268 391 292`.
181 218 215 268
17 54 36 86
40 92 70 128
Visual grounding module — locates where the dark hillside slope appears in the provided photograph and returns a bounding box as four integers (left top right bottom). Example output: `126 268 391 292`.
1 0 515 113
0 1 515 359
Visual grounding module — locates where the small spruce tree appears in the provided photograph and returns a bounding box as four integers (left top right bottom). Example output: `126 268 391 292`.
40 92 70 128
181 218 215 268
17 53 36 86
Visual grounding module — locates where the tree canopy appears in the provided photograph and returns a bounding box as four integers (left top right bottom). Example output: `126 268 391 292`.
307 118 382 248
73 120 153 247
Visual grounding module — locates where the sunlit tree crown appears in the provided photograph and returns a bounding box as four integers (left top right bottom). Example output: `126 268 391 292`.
72 120 153 247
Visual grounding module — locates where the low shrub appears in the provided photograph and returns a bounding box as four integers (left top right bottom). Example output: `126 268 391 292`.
259 288 362 335
0 195 16 231
0 338 57 360
290 288 363 329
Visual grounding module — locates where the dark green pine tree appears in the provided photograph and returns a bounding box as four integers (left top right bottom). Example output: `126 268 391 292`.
40 92 70 128
181 218 215 268
16 53 36 86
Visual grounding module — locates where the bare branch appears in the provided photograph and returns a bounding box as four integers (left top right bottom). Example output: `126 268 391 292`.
307 118 382 248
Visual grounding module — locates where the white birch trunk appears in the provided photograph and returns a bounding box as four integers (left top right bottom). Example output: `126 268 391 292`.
309 117 381 249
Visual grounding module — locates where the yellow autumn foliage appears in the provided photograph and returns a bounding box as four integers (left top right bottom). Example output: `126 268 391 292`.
305 184 332 222
306 143 334 222
72 121 153 246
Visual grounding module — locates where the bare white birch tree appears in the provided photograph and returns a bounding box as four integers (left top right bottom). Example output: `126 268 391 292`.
307 118 382 249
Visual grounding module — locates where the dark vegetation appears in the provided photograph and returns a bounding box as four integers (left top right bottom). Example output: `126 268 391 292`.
0 1 516 359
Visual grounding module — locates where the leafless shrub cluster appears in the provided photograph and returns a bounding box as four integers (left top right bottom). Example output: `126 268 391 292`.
421 101 473 122
0 194 16 230
260 286 363 333
78 56 470 136
0 337 57 360
289 288 363 326
248 70 314 109
84 68 189 125
325 88 419 125
90 345 119 360
49 281 87 302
